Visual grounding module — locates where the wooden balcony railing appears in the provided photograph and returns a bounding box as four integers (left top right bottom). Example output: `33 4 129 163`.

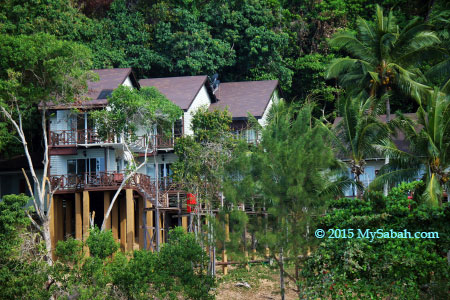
49 172 182 208
49 129 181 150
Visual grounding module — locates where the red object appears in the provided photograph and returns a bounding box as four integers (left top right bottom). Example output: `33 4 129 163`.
187 193 197 213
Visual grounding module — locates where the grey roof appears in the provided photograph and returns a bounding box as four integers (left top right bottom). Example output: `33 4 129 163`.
210 80 278 118
139 76 208 111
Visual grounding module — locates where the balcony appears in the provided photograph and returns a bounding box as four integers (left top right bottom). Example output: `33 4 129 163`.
49 172 184 208
49 129 181 150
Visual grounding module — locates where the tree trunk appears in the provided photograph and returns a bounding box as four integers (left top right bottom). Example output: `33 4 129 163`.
42 219 53 266
279 248 285 300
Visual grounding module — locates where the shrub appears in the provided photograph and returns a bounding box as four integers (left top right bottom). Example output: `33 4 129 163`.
301 182 450 299
86 226 119 259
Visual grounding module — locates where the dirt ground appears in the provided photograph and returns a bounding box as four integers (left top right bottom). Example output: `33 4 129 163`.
215 265 298 300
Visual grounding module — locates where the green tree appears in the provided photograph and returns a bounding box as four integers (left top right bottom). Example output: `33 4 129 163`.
88 0 159 77
173 107 234 275
0 194 51 299
372 88 450 207
91 85 182 231
225 101 337 299
0 33 93 263
324 96 390 197
326 5 441 120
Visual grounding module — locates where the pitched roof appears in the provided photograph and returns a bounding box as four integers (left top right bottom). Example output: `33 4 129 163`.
210 80 278 119
87 68 134 100
47 68 136 109
139 76 208 110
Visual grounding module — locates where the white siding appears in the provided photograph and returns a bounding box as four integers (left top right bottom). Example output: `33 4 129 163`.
184 85 212 136
50 110 73 131
50 148 111 175
258 89 279 127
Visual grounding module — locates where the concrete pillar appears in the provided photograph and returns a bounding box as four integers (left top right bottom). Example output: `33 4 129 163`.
103 191 111 230
126 189 135 251
75 193 82 240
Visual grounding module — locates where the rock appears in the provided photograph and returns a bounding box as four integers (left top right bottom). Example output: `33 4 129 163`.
235 281 251 289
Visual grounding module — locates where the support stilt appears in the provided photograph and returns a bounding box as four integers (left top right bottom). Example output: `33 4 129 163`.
139 196 144 249
75 193 82 240
65 199 73 238
112 196 119 240
126 189 134 251
120 197 126 251
103 191 111 230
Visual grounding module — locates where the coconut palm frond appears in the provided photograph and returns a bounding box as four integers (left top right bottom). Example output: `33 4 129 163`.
369 167 422 190
423 173 442 208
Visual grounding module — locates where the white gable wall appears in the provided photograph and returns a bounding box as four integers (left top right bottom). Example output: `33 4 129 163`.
184 85 211 136
258 89 279 127
122 76 133 87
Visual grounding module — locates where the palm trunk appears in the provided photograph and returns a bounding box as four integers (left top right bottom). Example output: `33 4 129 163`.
386 95 391 122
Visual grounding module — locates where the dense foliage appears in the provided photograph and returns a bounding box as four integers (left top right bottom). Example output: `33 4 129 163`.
301 182 450 298
0 195 214 300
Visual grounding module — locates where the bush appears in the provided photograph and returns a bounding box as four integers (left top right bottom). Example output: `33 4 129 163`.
86 226 119 259
0 194 50 300
301 182 450 299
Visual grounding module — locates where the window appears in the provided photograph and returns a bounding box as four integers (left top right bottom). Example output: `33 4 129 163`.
67 158 104 175
67 160 77 174
361 166 375 187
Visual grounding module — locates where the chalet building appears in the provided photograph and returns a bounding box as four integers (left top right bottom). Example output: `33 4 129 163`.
333 113 419 197
41 68 279 253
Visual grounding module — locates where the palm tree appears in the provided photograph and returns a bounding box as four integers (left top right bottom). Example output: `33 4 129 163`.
426 10 450 93
324 96 390 198
326 5 441 121
371 89 450 207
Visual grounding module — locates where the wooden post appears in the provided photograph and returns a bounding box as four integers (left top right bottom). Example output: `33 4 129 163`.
243 225 249 271
139 197 144 249
112 196 119 240
126 189 134 251
147 200 153 250
120 197 126 251
82 191 90 241
65 199 73 238
75 193 82 240
223 213 230 275
251 232 257 260
55 198 64 242
103 191 111 230
49 195 56 258
264 212 270 258
225 214 230 242
222 248 228 275
182 216 188 232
